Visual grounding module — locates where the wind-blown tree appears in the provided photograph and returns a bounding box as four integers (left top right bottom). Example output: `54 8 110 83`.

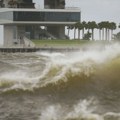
87 21 98 40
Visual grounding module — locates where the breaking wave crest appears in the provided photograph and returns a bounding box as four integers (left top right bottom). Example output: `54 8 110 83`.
0 43 120 94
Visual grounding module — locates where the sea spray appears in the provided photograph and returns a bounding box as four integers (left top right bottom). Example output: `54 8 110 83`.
39 98 103 120
0 43 120 120
0 43 120 92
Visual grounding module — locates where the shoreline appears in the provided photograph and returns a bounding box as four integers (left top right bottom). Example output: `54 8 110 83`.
0 47 81 53
0 40 117 53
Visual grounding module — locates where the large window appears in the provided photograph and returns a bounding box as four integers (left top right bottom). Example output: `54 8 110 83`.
13 11 80 22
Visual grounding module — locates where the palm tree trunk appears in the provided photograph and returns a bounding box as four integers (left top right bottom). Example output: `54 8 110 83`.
92 29 94 40
74 28 76 39
111 30 113 40
68 28 70 37
102 28 104 40
108 29 110 41
105 28 107 40
99 30 101 40
78 29 80 40
82 29 84 39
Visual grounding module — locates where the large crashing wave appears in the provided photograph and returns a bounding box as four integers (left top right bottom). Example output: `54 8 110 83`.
0 43 120 93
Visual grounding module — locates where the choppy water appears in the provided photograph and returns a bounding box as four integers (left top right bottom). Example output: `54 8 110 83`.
0 43 120 120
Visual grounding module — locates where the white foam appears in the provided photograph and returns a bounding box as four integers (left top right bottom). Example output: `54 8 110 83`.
39 98 104 120
1 43 120 91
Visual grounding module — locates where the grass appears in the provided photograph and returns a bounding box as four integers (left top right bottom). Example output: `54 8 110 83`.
32 39 109 48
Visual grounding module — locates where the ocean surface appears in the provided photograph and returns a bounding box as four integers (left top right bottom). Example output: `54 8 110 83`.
0 43 120 120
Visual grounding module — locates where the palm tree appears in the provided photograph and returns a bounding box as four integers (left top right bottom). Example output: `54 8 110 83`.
81 21 87 39
87 21 98 40
98 22 103 40
98 21 108 40
77 22 84 39
109 22 116 40
74 22 79 39
104 21 110 40
67 25 74 38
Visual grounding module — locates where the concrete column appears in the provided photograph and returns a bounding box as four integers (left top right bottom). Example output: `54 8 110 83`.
4 25 14 47
4 25 26 47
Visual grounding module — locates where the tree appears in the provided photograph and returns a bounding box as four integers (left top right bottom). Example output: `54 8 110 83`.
104 21 110 40
109 22 116 40
87 21 98 40
118 24 120 28
114 32 120 41
98 21 111 41
81 21 87 39
77 22 84 39
98 22 103 40
74 22 78 39
67 25 74 38
83 31 91 40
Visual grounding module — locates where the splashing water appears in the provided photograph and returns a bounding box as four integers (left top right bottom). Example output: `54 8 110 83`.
1 43 120 120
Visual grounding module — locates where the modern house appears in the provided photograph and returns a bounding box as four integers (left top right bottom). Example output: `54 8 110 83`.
0 0 81 47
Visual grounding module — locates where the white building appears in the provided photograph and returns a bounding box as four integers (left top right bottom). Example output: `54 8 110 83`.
0 0 81 47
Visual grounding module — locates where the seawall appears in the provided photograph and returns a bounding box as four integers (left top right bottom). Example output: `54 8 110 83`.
0 47 80 53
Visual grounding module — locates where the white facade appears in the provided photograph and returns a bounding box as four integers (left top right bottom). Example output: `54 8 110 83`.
0 0 81 47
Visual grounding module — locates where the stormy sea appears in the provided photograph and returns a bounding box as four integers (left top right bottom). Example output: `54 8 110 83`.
0 43 120 120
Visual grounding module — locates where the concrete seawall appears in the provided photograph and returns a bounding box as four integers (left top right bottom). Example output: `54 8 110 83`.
0 47 80 53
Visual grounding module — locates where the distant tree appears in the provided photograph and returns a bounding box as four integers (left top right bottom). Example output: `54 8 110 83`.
81 21 87 39
87 21 98 40
98 22 103 40
98 21 116 41
83 31 91 40
114 32 120 41
74 22 79 39
104 21 110 40
109 22 117 40
118 24 120 28
67 25 74 38
77 22 84 39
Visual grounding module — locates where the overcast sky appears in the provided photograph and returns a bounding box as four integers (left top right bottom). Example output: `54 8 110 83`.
0 0 120 43
34 0 120 24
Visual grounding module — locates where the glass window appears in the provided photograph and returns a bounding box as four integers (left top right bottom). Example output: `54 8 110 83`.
13 11 80 22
